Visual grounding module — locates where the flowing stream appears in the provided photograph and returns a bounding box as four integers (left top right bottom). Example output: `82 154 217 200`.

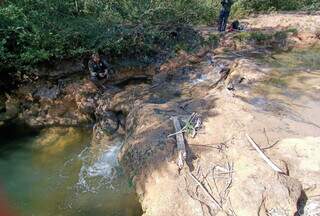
0 125 142 216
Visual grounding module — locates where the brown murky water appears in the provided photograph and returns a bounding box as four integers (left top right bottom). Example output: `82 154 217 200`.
250 46 320 130
0 126 142 216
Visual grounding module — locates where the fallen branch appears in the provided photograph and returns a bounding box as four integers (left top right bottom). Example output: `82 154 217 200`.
167 129 186 138
168 112 202 138
211 162 234 207
184 176 213 216
246 134 284 173
168 113 196 138
263 128 270 146
189 172 223 210
262 140 280 150
171 116 187 170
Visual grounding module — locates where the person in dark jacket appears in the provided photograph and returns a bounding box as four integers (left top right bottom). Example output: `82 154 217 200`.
88 53 111 81
218 0 234 32
88 53 114 90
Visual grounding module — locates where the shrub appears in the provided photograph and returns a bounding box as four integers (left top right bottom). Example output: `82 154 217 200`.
0 0 319 75
203 33 220 48
230 0 319 16
0 0 216 72
250 32 273 42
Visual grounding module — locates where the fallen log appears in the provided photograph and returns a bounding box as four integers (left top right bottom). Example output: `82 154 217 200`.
171 116 187 170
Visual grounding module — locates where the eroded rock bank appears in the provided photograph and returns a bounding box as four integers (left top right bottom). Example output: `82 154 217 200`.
118 15 320 215
1 13 320 216
122 45 320 215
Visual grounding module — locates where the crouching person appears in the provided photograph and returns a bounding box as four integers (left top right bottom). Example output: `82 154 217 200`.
88 53 113 90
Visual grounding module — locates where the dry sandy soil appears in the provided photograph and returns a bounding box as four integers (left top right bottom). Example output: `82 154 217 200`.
128 13 320 216
242 12 320 33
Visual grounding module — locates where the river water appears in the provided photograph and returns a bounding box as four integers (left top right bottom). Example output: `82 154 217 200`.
0 125 142 216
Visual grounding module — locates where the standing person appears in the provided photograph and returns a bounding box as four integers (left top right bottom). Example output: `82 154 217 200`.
218 0 234 32
88 53 113 89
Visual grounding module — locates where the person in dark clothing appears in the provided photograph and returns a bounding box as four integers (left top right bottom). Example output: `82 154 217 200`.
227 20 243 32
218 0 234 32
88 53 113 89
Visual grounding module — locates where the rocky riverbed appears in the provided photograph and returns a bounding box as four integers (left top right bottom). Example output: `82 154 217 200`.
1 13 320 216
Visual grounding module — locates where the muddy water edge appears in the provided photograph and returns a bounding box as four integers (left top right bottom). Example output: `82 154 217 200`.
0 124 142 216
252 46 320 130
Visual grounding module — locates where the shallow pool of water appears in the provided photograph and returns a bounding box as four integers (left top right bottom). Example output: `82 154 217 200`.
249 46 320 129
0 125 142 216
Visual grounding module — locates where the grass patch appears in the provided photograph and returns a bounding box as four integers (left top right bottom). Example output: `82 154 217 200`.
234 28 299 45
201 33 220 48
234 31 272 43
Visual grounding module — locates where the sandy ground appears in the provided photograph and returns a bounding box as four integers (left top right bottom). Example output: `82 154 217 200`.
242 13 320 33
132 13 320 216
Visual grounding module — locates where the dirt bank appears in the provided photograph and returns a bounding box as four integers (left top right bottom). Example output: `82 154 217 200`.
119 14 320 216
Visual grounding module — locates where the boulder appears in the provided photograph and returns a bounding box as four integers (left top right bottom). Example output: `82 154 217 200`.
271 137 320 215
214 140 303 216
226 59 267 92
0 94 20 122
34 85 60 101
98 111 119 135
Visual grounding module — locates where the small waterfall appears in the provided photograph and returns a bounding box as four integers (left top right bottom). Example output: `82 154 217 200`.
76 140 122 193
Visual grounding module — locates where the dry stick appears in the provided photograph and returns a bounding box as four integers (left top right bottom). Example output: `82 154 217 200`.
263 128 270 146
212 167 224 205
184 176 213 216
202 171 214 195
167 129 187 138
189 172 223 210
172 116 187 170
223 162 233 200
246 134 284 173
262 140 280 150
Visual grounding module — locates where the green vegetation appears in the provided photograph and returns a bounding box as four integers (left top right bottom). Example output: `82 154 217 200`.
0 0 214 72
233 0 320 14
0 0 318 73
267 46 320 69
234 31 272 43
234 28 298 44
202 33 220 48
249 32 273 42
